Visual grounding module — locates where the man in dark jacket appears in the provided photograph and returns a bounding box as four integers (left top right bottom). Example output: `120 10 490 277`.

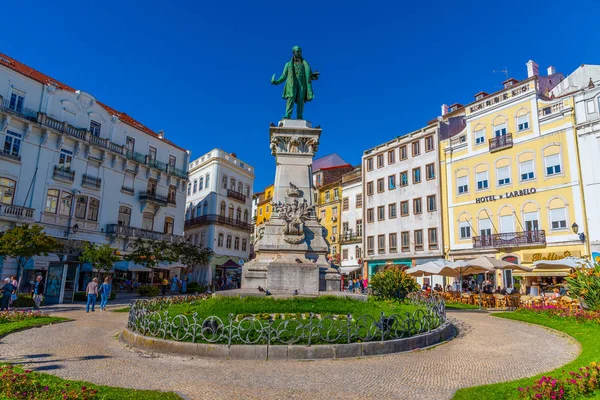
32 275 45 310
1 278 15 311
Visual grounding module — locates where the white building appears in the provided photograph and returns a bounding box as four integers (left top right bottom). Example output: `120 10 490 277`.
362 123 444 283
339 167 363 276
0 52 189 303
184 149 254 287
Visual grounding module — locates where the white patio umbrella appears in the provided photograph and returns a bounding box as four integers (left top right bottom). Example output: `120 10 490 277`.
466 256 534 272
448 259 494 294
533 256 593 270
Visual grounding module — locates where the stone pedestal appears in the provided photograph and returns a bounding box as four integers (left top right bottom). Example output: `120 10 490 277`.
242 120 340 294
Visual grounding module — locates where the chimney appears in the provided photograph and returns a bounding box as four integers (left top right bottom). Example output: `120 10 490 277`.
158 130 164 139
526 60 539 78
231 153 237 158
441 104 449 116
547 66 556 75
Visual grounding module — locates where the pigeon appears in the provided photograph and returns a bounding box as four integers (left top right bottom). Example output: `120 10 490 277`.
293 290 299 296
265 290 272 296
258 286 265 293
295 258 303 264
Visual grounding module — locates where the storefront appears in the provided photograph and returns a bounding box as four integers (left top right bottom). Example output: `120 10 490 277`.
513 249 585 294
367 259 411 278
216 259 241 289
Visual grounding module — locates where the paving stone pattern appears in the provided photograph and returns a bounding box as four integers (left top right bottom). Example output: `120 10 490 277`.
0 305 579 400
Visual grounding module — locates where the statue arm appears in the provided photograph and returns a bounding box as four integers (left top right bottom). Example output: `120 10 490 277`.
272 63 288 85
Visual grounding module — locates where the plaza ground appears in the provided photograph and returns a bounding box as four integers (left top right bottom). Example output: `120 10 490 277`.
0 303 580 400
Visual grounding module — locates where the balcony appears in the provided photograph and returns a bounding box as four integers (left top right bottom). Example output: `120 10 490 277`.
167 195 176 206
489 133 513 152
185 214 252 232
472 230 546 249
106 224 184 243
340 232 362 244
0 97 37 122
53 165 75 182
82 174 102 189
227 189 246 203
121 185 134 194
139 191 169 206
0 149 21 162
0 202 34 222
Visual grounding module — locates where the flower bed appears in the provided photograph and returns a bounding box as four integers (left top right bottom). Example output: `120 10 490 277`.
0 365 97 399
0 310 49 323
520 304 600 324
518 362 600 399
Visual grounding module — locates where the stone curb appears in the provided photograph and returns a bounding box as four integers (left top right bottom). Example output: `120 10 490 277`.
121 322 454 360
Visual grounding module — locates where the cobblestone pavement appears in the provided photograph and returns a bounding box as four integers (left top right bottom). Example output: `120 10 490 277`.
0 305 579 400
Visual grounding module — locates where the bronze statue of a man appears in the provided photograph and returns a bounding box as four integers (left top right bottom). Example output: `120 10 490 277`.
271 46 319 120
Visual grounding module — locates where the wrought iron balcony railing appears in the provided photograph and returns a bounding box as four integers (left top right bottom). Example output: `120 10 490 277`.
185 214 252 232
0 202 34 221
82 174 102 189
489 133 513 152
227 189 247 203
53 165 75 182
0 97 37 121
339 232 362 244
0 149 21 162
106 224 184 243
472 230 546 249
121 185 135 194
139 191 169 205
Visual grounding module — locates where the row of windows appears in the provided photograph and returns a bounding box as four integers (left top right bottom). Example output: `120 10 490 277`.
188 174 210 195
217 233 248 251
341 246 362 261
221 175 250 197
366 228 439 254
365 136 435 171
186 201 250 223
366 164 435 195
366 195 437 222
342 220 363 237
472 112 531 146
45 189 100 221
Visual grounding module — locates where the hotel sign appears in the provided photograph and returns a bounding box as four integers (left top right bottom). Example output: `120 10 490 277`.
469 82 531 113
475 188 537 204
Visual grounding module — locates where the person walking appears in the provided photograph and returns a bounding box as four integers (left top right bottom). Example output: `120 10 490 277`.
99 278 112 311
32 275 45 310
181 278 187 294
170 275 179 293
86 278 99 313
9 276 17 308
1 278 15 311
161 277 169 296
347 278 353 292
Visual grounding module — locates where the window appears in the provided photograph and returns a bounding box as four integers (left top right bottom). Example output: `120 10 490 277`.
220 201 226 216
125 136 135 152
414 230 423 250
325 191 331 202
377 178 385 193
517 114 529 131
497 166 511 186
193 233 199 246
476 171 489 190
332 225 338 236
400 201 409 216
342 249 349 260
164 217 174 234
226 234 232 249
355 246 362 259
377 206 385 221
377 154 384 168
142 212 154 231
90 121 101 137
320 209 326 220
218 233 224 247
118 206 131 226
524 211 539 232
242 238 247 252
459 221 471 239
400 171 408 186
331 206 338 217
238 182 243 194
427 195 436 212
412 167 421 183
4 131 22 157
230 178 236 190
457 176 468 194
342 222 349 233
342 197 349 211
85 198 99 221
59 192 72 216
400 145 407 160
236 207 242 222
413 198 422 214
244 209 249 223
587 100 596 114
200 231 206 246
169 155 176 168
168 185 176 203
401 231 410 252
75 196 88 219
500 214 515 234
367 236 375 255
367 208 374 223
388 175 396 190
545 154 562 176
428 228 438 249
266 205 270 213
45 189 59 213
366 158 373 171
520 160 535 181
234 236 240 250
356 194 362 208
0 178 15 205
315 174 322 187
389 233 397 253
333 188 339 200
245 185 250 197
425 136 434 152
222 175 228 189
58 149 73 169
148 146 157 161
331 247 337 256
356 219 363 236
426 163 435 180
377 235 385 254
389 203 397 218
199 177 204 191
9 92 24 113
388 150 396 164
550 208 567 230
475 128 485 145
259 208 263 216
187 183 191 195
228 204 234 219
494 122 507 137
412 141 420 156
147 178 157 195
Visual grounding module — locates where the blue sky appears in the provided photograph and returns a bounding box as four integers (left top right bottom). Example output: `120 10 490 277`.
3 0 599 190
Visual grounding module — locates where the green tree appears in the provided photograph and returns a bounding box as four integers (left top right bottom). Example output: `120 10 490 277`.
0 225 60 291
79 243 119 279
370 266 419 300
124 239 177 284
172 242 213 281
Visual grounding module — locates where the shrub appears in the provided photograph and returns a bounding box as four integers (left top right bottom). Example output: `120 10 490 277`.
2 293 42 307
565 263 600 311
369 266 419 300
186 282 207 293
138 286 160 297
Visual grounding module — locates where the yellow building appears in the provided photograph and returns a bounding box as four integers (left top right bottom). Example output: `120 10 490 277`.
316 181 344 260
254 184 274 225
440 62 588 291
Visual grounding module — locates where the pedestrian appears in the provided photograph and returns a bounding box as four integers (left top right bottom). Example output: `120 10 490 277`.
170 275 179 292
347 278 353 292
9 276 17 308
1 278 15 311
363 276 368 291
32 275 45 310
161 277 169 296
181 278 187 294
86 278 99 313
99 277 112 311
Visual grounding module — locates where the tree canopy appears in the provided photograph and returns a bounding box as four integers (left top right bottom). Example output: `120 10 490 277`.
79 243 119 276
124 239 178 283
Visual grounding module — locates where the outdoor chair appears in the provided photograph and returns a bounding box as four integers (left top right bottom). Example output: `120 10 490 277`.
493 294 507 309
481 294 495 308
508 293 521 308
519 295 531 307
461 293 471 304
531 296 544 307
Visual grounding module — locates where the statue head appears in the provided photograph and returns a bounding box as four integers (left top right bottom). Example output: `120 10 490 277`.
292 46 302 59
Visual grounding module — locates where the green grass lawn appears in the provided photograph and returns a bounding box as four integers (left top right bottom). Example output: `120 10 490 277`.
453 309 600 399
112 307 130 313
0 316 68 337
445 302 481 310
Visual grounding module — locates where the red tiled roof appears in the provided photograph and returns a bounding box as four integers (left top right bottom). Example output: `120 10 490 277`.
0 52 187 152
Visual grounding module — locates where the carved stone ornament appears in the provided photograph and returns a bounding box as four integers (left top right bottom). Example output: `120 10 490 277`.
272 199 315 244
76 91 94 110
270 135 320 155
286 182 302 197
254 226 265 246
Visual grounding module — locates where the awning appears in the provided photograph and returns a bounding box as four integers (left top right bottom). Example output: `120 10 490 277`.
339 265 362 275
81 263 114 273
218 259 241 269
24 254 60 270
113 260 151 272
514 269 571 277
157 262 186 270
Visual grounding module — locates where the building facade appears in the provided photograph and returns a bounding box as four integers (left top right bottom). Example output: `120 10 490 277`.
362 124 444 279
440 60 587 290
254 184 273 226
339 167 363 275
0 52 189 303
184 150 254 287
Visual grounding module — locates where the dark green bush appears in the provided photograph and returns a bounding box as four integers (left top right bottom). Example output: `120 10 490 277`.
370 266 419 300
186 282 207 293
2 293 41 307
138 285 160 297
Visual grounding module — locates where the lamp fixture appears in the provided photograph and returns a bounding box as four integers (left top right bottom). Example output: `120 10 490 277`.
571 222 579 234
